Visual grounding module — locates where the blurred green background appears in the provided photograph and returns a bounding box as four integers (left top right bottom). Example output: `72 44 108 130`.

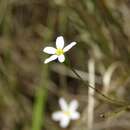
0 0 130 130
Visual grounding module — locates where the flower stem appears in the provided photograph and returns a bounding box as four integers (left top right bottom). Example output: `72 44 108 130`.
65 60 129 106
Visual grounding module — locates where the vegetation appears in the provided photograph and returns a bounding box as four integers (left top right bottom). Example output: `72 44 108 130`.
0 0 130 130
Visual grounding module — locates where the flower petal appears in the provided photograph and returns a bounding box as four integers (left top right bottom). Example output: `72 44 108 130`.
58 55 65 63
59 98 68 111
63 42 77 52
69 99 79 111
56 36 64 49
60 116 70 128
71 111 80 120
44 55 58 64
43 47 56 54
52 111 64 121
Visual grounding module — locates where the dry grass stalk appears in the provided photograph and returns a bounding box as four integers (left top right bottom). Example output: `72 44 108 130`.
87 58 95 130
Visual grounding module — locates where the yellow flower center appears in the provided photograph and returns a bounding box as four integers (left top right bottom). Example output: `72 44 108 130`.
64 111 71 116
56 49 64 56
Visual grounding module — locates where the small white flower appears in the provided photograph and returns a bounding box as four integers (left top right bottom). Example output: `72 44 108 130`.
43 36 77 64
52 98 80 128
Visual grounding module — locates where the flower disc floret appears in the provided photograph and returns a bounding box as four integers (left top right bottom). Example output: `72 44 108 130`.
63 111 71 116
56 48 64 56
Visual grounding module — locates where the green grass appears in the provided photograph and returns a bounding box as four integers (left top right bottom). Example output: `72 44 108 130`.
32 65 48 130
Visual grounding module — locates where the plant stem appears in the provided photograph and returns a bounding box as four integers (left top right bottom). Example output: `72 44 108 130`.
66 61 129 106
32 65 48 130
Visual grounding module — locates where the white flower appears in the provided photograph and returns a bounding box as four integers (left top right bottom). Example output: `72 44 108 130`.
43 36 77 64
52 98 80 128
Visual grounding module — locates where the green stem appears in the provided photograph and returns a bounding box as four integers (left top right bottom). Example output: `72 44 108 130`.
32 65 48 130
32 87 47 130
66 60 129 106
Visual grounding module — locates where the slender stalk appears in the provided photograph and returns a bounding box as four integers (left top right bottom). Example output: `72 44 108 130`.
66 60 129 106
70 66 128 106
32 65 48 130
32 86 47 130
87 59 95 130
